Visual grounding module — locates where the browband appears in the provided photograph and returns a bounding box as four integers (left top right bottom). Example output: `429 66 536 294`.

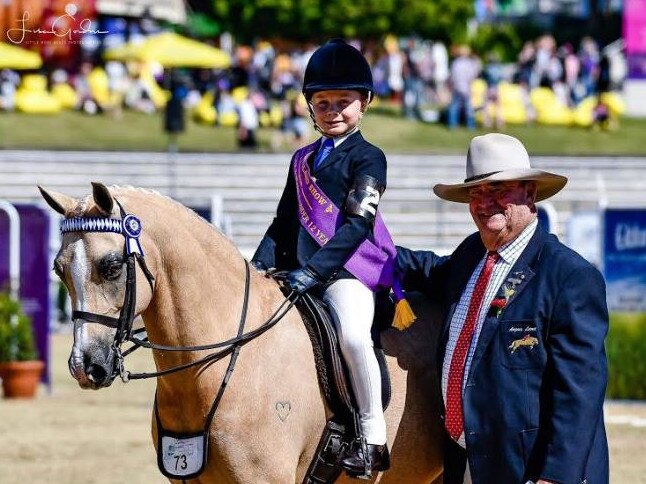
61 213 145 257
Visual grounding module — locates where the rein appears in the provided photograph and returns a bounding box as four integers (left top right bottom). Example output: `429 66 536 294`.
61 201 299 383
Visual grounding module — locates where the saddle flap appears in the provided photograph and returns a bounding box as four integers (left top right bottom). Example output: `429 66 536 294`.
297 293 391 417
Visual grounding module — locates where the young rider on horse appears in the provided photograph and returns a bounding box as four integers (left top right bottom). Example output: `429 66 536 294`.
251 39 394 475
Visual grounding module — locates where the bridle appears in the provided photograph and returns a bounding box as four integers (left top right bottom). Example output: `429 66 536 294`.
64 202 155 348
61 200 299 384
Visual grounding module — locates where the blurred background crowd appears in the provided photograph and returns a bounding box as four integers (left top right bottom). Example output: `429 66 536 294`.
0 0 631 149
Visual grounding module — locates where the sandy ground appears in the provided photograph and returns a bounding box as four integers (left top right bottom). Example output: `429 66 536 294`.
0 333 162 483
0 333 644 483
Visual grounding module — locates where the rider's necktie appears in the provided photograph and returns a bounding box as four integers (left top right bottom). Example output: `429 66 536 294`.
314 137 334 169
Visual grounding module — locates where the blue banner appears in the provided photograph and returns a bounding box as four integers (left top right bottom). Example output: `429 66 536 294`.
603 209 646 312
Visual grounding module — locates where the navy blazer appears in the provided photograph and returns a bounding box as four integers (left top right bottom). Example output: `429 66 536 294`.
253 131 387 281
397 226 609 484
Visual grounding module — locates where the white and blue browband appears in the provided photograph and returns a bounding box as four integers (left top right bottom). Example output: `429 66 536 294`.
60 214 144 256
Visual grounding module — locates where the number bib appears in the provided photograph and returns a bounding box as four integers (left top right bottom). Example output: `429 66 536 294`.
156 417 209 479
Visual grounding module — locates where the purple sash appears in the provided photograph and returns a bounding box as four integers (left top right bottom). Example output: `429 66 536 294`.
292 140 396 292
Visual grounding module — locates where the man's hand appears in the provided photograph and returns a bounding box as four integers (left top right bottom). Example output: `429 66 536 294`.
285 267 320 294
537 480 556 484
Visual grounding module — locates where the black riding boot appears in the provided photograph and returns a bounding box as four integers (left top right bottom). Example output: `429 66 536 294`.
339 440 390 478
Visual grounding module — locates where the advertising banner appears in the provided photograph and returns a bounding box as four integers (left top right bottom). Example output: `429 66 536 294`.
603 209 646 312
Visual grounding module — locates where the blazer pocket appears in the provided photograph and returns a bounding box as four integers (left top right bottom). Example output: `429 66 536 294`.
500 320 546 369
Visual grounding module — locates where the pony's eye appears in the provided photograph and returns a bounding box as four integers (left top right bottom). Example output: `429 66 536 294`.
99 253 124 281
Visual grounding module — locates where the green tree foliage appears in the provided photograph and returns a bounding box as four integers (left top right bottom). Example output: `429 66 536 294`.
211 0 473 43
469 23 522 63
394 0 472 43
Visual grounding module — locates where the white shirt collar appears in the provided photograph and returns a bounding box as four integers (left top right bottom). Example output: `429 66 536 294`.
322 126 359 148
497 218 538 265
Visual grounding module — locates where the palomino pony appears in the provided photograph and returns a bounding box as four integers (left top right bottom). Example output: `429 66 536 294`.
40 183 443 483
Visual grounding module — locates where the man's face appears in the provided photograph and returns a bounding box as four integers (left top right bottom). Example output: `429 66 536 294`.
310 90 365 137
468 181 537 250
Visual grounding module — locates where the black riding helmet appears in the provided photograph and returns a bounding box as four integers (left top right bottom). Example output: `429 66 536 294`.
302 39 374 102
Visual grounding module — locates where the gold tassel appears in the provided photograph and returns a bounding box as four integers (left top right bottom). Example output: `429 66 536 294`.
392 298 417 330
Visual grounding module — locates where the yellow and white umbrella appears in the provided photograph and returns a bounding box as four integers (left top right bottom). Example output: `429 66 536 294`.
0 42 42 70
104 32 231 69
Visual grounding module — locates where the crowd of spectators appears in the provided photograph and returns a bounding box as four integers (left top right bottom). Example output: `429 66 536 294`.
442 34 625 130
0 33 627 147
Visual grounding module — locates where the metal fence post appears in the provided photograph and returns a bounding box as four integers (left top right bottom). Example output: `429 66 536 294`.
0 200 21 300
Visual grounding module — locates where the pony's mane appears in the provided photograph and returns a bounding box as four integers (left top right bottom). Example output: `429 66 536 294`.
78 185 226 237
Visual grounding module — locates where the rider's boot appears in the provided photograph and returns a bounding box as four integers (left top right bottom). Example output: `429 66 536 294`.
338 439 390 479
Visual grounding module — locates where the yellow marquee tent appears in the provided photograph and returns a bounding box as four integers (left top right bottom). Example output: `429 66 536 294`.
104 32 231 69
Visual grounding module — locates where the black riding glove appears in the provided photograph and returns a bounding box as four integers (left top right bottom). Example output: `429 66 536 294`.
250 259 268 272
285 267 321 294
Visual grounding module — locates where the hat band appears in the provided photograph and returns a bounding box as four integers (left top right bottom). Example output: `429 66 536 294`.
464 171 500 183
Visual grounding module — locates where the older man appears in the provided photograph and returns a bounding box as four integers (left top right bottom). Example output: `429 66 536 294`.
397 133 608 484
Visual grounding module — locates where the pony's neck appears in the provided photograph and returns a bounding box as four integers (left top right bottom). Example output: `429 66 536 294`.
120 190 247 360
116 190 292 428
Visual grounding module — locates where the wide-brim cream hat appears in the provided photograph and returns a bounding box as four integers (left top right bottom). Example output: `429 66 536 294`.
433 133 568 203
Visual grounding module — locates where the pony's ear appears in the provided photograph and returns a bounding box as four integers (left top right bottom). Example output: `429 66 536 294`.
38 186 75 215
91 182 114 216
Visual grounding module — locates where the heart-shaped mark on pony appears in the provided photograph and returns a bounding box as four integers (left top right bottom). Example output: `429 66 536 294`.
276 401 291 422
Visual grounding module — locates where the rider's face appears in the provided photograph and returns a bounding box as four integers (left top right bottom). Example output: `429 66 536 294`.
310 90 365 137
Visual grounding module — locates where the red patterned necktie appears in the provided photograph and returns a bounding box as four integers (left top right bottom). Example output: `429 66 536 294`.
445 251 499 441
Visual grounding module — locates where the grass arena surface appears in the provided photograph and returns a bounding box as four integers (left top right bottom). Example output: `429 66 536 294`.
0 333 644 483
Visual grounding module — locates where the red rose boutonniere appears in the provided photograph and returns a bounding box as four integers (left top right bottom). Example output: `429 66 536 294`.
491 297 506 317
490 286 516 317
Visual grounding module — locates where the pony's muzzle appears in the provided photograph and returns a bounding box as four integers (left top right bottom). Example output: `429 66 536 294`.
69 344 117 389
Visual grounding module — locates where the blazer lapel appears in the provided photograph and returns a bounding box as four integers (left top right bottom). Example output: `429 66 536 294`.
314 131 363 172
466 227 548 384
